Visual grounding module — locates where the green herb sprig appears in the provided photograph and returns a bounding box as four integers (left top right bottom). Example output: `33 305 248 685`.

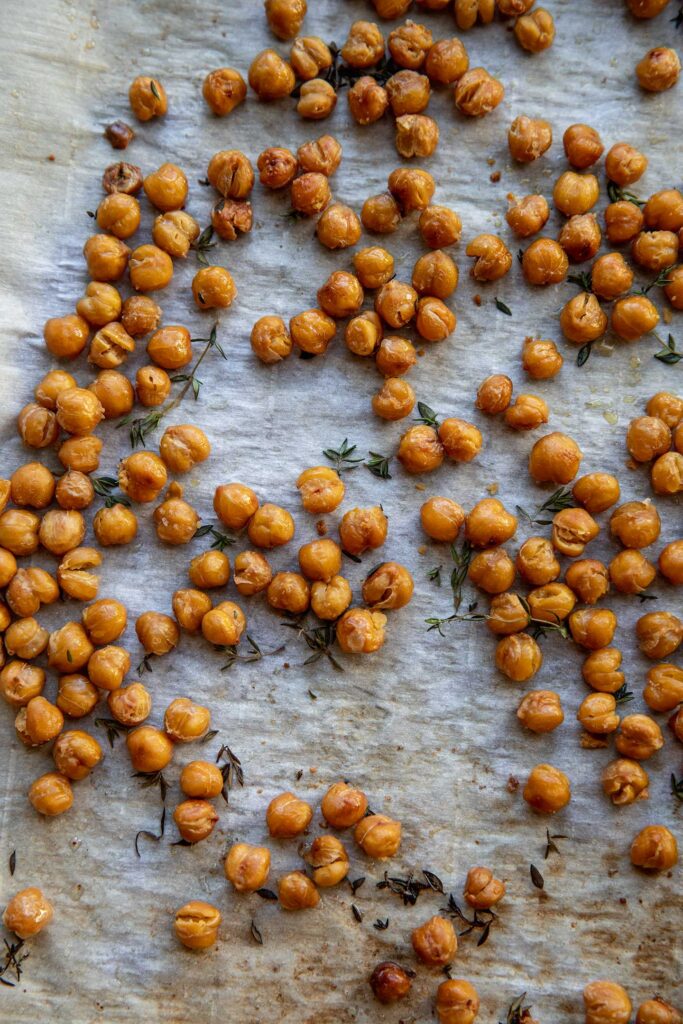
414 401 440 427
322 438 363 474
516 487 575 526
282 619 343 671
217 634 285 671
654 333 682 365
606 181 644 206
192 224 216 265
92 477 131 508
194 523 236 550
365 452 392 479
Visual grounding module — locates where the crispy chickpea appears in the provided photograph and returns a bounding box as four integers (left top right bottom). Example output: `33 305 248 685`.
310 575 353 620
180 761 224 800
355 812 401 858
172 589 212 633
636 46 681 92
376 336 417 377
632 230 679 272
290 37 333 80
10 463 54 509
362 562 414 610
454 0 495 24
644 663 683 712
659 539 683 584
136 610 179 656
436 978 480 1024
126 725 173 774
0 509 40 556
296 78 336 120
121 295 162 337
388 167 435 213
439 418 482 462
411 915 457 967
463 867 505 910
602 758 650 806
257 147 298 191
487 599 528 640
552 508 600 558
317 271 364 320
590 252 634 301
508 116 552 163
522 238 569 285
128 75 166 120
265 0 306 39
247 503 295 549
455 67 504 117
529 432 583 484
108 682 152 726
420 497 465 544
267 572 310 614
506 195 549 239
82 598 127 646
610 500 660 549
476 374 512 414
53 729 102 779
0 547 17 588
523 763 570 813
0 661 44 707
158 425 210 475
528 582 576 623
297 135 342 178
627 0 670 15
84 234 130 282
153 210 201 256
93 503 138 547
563 123 604 169
321 781 368 828
88 370 134 421
292 172 331 217
39 509 85 556
3 888 53 939
174 902 221 950
225 843 271 893
425 38 469 85
278 872 319 911
467 234 513 282
388 20 432 69
637 610 683 659
297 466 344 514
87 645 130 691
5 620 49 660
516 537 560 585
583 983 632 1024
495 632 542 682
565 559 610 604
337 608 387 654
248 49 295 99
212 482 258 531
676 422 683 453
47 620 94 672
267 791 312 838
250 315 292 364
413 251 458 300
577 692 620 734
616 714 664 760
636 1002 682 1024
28 772 74 816
7 567 58 618
569 608 617 650
468 548 515 594
316 203 362 250
201 601 246 646
17 403 59 449
559 214 601 263
298 539 342 582
102 160 143 195
419 208 462 252
415 297 456 342
16 696 64 746
504 394 549 431
129 244 173 292
553 172 599 217
305 835 349 887
341 20 384 68
375 281 419 329
606 143 648 187
119 450 168 504
55 387 103 437
56 673 98 718
517 690 564 734
233 551 272 596
88 322 136 369
147 325 192 371
202 66 246 115
189 550 230 590
35 369 77 410
43 313 90 359
466 498 517 548
514 6 555 49
397 424 444 473
631 825 678 871
345 311 383 356
608 549 655 596
76 283 122 329
348 76 388 125
289 308 336 356
651 451 683 495
604 203 644 250
361 192 401 235
96 192 140 239
647 390 683 427
192 266 236 310
395 114 439 158
522 337 563 380
173 800 218 843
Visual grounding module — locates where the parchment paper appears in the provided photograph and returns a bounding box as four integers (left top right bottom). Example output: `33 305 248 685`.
0 0 681 1021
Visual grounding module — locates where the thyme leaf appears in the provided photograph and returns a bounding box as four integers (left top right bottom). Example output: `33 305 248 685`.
132 769 167 803
654 333 682 365
500 993 533 1024
639 265 675 294
94 716 129 749
606 181 644 206
365 452 392 479
137 653 155 675
670 773 683 801
374 917 390 930
614 683 634 705
441 893 497 944
134 806 166 858
495 297 512 316
194 523 237 550
516 487 575 526
0 938 29 987
282 619 344 671
544 829 568 860
192 224 216 265
322 438 363 474
92 476 131 508
150 80 161 101
577 341 593 367
568 271 592 292
351 904 363 923
530 863 544 890
349 877 366 896
414 401 439 427
449 539 473 610
9 850 16 876
216 744 244 803
427 565 442 586
218 634 285 671
250 920 263 945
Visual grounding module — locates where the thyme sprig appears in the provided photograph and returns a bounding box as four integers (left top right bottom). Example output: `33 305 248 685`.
495 297 512 316
500 993 534 1024
118 325 224 447
414 401 440 427
322 438 363 474
216 744 244 803
568 270 592 292
376 869 443 906
449 539 473 611
544 829 568 860
653 333 682 365
365 452 392 479
614 683 634 705
137 653 155 675
133 769 167 803
282 619 343 671
94 716 129 749
0 938 29 987
441 893 496 946
169 372 202 401
606 181 644 207
671 773 683 801
194 523 236 550
92 476 131 508
516 487 575 526
218 634 285 671
426 599 569 640
638 265 675 295
314 43 402 92
192 224 216 265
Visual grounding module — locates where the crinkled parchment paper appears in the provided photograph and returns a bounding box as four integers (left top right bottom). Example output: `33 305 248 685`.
0 0 681 1021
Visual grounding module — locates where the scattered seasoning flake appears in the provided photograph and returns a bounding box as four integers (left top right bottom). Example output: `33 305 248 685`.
255 888 278 901
544 830 568 860
507 775 520 793
351 904 363 923
473 294 482 306
374 917 390 930
490 171 501 183
530 864 544 890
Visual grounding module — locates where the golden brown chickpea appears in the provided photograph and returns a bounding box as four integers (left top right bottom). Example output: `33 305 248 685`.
136 610 179 656
651 451 683 495
632 230 679 272
88 370 134 421
616 714 665 761
565 559 610 605
93 503 138 547
523 763 570 813
189 550 230 590
54 729 102 779
420 497 465 543
5 620 49 660
174 902 221 950
250 315 292 364
454 0 495 26
559 214 602 263
506 194 550 239
388 20 432 69
659 539 683 584
341 20 385 67
522 238 569 285
552 508 600 558
337 608 387 654
297 78 337 120
436 978 480 1024
266 791 313 838
290 37 333 81
118 451 167 504
647 390 683 427
514 7 556 49
637 610 683 659
173 799 219 843
297 466 344 514
466 234 513 282
96 192 140 239
372 378 416 421
10 463 54 509
108 682 152 727
121 295 162 337
355 812 401 858
212 482 258 531
35 369 78 410
466 498 518 548
249 49 296 99
310 575 353 620
55 387 104 436
563 123 604 169
225 843 271 892
602 758 649 806
39 509 85 557
338 508 388 556
376 336 417 377
627 0 670 15
47 620 94 672
553 172 600 216
3 888 53 939
267 571 310 614
76 283 121 328
16 696 64 746
348 76 389 125
455 67 504 116
517 690 564 733
129 244 174 292
375 281 419 330
126 725 173 774
636 1002 682 1024
28 772 74 816
468 548 515 594
644 663 683 712
424 38 469 85
516 537 561 586
0 547 17 588
210 199 253 244
604 202 645 248
606 142 648 187
569 608 617 650
84 234 130 282
180 761 224 800
172 589 212 633
611 501 661 549
388 166 435 213
636 46 681 92
522 338 563 380
528 582 577 623
291 172 331 217
88 322 136 370
590 252 633 301
56 674 98 719
43 314 90 360
298 539 342 582
645 192 683 236
395 113 440 158
361 192 401 234
247 503 295 549
201 601 246 646
305 835 350 887
81 598 127 646
297 135 342 177
129 75 166 120
577 692 620 734
413 251 458 300
316 203 362 250
496 632 542 681
258 147 298 191
265 0 306 39
102 161 143 195
202 67 247 115
317 271 364 320
504 394 549 431
233 551 272 596
476 375 513 415
410 915 457 967
7 567 58 618
608 549 656 595
508 115 553 164
675 421 683 453
87 644 130 691
569 474 618 516
289 308 336 355
529 432 583 484
153 210 201 256
0 509 40 557
192 266 236 310
17 403 59 449
397 424 444 473
321 781 368 828
362 562 414 610
345 311 383 356
278 872 320 911
463 866 506 910
0 660 44 708
158 425 210 475
631 824 678 871
439 418 482 462
583 983 632 1024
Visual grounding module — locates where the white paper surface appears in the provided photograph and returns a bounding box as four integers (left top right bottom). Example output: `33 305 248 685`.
0 0 681 1021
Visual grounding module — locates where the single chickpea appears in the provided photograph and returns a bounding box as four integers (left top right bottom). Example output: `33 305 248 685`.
411 915 457 967
517 690 564 733
489 599 527 640
565 559 610 604
87 645 130 691
317 271 364 319
129 244 174 292
258 147 298 190
121 295 162 337
7 567 58 617
84 234 130 282
305 835 349 887
297 134 342 177
119 451 167 503
508 115 552 163
180 761 224 800
310 575 353 619
421 497 465 543
39 509 85 557
435 978 480 1024
606 142 648 186
388 20 432 69
137 366 172 409
202 67 247 115
627 0 670 15
439 418 482 462
505 394 549 431
523 763 571 813
316 203 362 250
174 902 221 950
53 729 103 779
224 843 271 892
651 451 683 495
17 403 59 449
355 812 401 858
28 772 74 816
631 825 678 870
267 791 313 837
88 370 134 421
96 192 140 239
602 758 649 806
136 610 179 656
476 374 513 414
615 714 664 759
234 551 273 596
297 78 337 120
553 171 600 216
250 315 292 364
552 508 600 558
469 548 516 597
248 49 296 99
297 466 344 514
56 673 99 718
563 123 604 169
376 336 417 376
506 194 550 238
10 463 55 509
173 800 219 843
645 190 683 234
201 601 246 646
636 1001 682 1024
341 21 385 68
659 539 683 584
298 539 342 582
5 620 49 660
646 390 683 427
676 421 683 453
76 283 121 328
43 314 89 360
455 67 504 116
454 0 495 28
559 214 602 263
584 983 632 1024
278 872 320 911
88 322 136 370
0 661 45 708
522 238 569 285
348 76 389 124
192 266 236 310
82 598 127 646
644 663 683 712
55 387 104 436
398 424 444 473
632 230 679 272
153 210 201 256
637 610 683 659
425 38 469 85
466 498 517 548
0 509 40 557
108 682 152 727
636 46 681 92
267 571 310 614
516 537 560 585
213 482 259 531
361 192 401 234
413 250 458 299
495 632 542 682
290 37 333 81
463 866 505 909
577 692 620 734
93 503 138 547
189 550 230 590
336 608 387 653
605 201 645 247
419 208 462 252
0 547 17 588
126 725 173 773
395 113 440 158
346 311 383 356
375 280 419 329
47 620 94 672
16 696 64 747
362 562 414 609
102 161 143 195
265 0 307 40
35 369 77 410
529 432 583 484
527 582 576 622
467 234 513 282
388 167 435 212
522 338 563 380
289 308 336 355
569 608 617 650
172 589 212 633
610 500 660 549
129 75 166 120
292 173 330 215
3 888 53 940
608 549 656 595
590 252 634 301
158 425 210 475
247 503 295 548
321 781 368 828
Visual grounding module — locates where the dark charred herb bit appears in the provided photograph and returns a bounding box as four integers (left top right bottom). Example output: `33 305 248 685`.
192 224 216 265
577 341 593 367
500 993 534 1024
255 888 278 901
66 649 73 664
313 43 401 92
0 938 29 987
216 744 244 803
118 325 224 447
94 716 129 749
8 850 16 876
282 620 343 671
349 876 366 896
295 768 303 781
414 401 440 427
351 904 363 923
422 870 445 893
92 476 131 509
614 683 634 705
171 838 193 847
516 248 524 265
427 565 442 586
671 773 683 801
201 729 219 745
365 452 392 480
639 265 675 295
250 920 264 945
441 893 496 945
133 770 168 803
607 181 644 207
322 438 363 474
654 333 682 366
568 270 592 292
86 209 96 219
134 806 166 858
637 592 658 603
672 4 683 28
194 523 237 551
516 487 575 526
530 864 544 890
218 634 284 671
308 688 318 700
376 871 431 906
544 830 568 860
137 653 155 675
495 297 512 316
374 917 390 930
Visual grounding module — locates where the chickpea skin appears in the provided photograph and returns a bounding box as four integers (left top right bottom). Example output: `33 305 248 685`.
3 888 53 940
463 867 505 909
616 714 664 760
506 194 550 238
631 825 678 870
436 978 480 1024
297 466 344 514
248 50 296 100
278 872 320 910
28 772 74 816
355 813 401 858
225 843 271 893
522 238 569 285
174 902 221 950
455 67 504 117
508 115 552 163
522 338 563 380
636 47 681 92
53 729 102 780
202 67 246 115
412 915 457 966
523 763 571 813
517 690 564 733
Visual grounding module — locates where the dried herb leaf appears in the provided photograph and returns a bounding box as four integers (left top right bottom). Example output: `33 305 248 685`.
365 452 392 479
322 438 363 474
530 864 544 890
495 297 512 316
250 920 263 945
351 904 363 922
256 888 278 901
8 850 16 876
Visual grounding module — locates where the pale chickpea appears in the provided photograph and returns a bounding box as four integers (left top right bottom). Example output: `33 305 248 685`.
40 509 86 556
522 338 563 380
297 78 337 120
224 843 271 893
615 714 664 760
362 562 414 609
189 550 230 590
577 692 620 735
233 551 272 596
5 620 49 660
251 315 292 364
528 432 582 484
553 172 599 216
506 194 550 238
15 695 64 746
346 311 383 356
527 582 576 622
0 509 40 557
82 598 127 646
646 391 683 427
305 835 350 888
517 690 564 733
10 463 55 509
164 697 211 743
174 902 221 950
153 210 200 257
173 799 219 843
644 663 683 713
337 608 387 654
297 466 344 514
0 660 45 708
298 539 342 582
609 549 656 595
88 370 134 420
43 314 90 359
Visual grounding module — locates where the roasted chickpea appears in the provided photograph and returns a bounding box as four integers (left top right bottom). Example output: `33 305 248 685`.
552 508 600 558
211 199 254 244
348 76 389 125
290 37 333 81
121 295 162 337
296 78 336 120
0 547 17 588
610 500 660 549
631 825 678 871
266 791 313 838
43 314 90 359
247 503 294 549
202 66 247 115
297 135 342 178
632 229 679 272
96 192 140 239
341 20 385 68
435 978 480 1024
676 422 683 453
420 497 465 544
3 888 53 939
636 46 681 92
0 509 40 557
39 509 85 556
454 0 495 27
16 695 64 747
129 244 174 292
76 284 121 330
467 234 512 282
604 202 645 249
118 450 169 505
267 571 310 614
370 378 410 420
345 311 383 356
128 75 166 120
523 763 571 813
355 812 401 858
153 210 200 256
174 901 221 950
0 661 45 708
508 115 552 163
158 425 210 475
410 915 457 967
522 337 563 380
476 374 512 414
126 725 173 774
5 620 49 660
516 536 560 585
607 550 655 596
602 758 649 806
659 539 683 584
297 466 344 514
317 271 364 320
17 403 59 449
644 663 683 712
496 632 542 681
88 370 134 421
35 369 78 410
248 49 296 99
528 582 577 623
589 252 634 301
439 418 482 462
172 589 212 633
583 982 632 1024
316 203 362 250
397 424 444 473
569 608 617 650
425 38 469 85
467 548 515 594
577 692 620 734
173 800 219 844
81 598 127 646
180 761 224 800
388 167 435 212
637 610 683 659
463 866 505 910
201 601 246 646
84 234 130 282
298 539 342 582
559 214 602 263
93 503 138 547
651 451 683 495
321 781 368 828
553 172 600 216
257 147 298 191
211 482 258 531
646 390 683 427
233 551 272 596
278 872 320 910
55 674 98 719
108 682 152 726
289 308 336 355
192 266 236 310
361 192 401 234
529 432 583 484
47 620 93 672
310 575 353 620
304 835 349 888
224 843 271 892
395 113 440 158
87 645 130 691
337 608 387 654
387 20 432 69
54 729 102 779
10 463 54 509
466 498 517 548
522 238 569 285
188 550 230 591
455 67 504 116
636 1002 682 1024
627 0 670 15
375 281 419 330
28 772 74 816
250 315 292 364
616 714 664 760
413 251 459 301
506 194 550 238
265 0 306 40
565 559 610 605
376 336 417 377
55 387 103 437
102 160 143 195
606 142 648 186
563 123 604 169
362 562 414 610
517 690 564 733
292 171 330 217
88 322 136 369
136 610 179 656
505 394 549 431
6 567 58 618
